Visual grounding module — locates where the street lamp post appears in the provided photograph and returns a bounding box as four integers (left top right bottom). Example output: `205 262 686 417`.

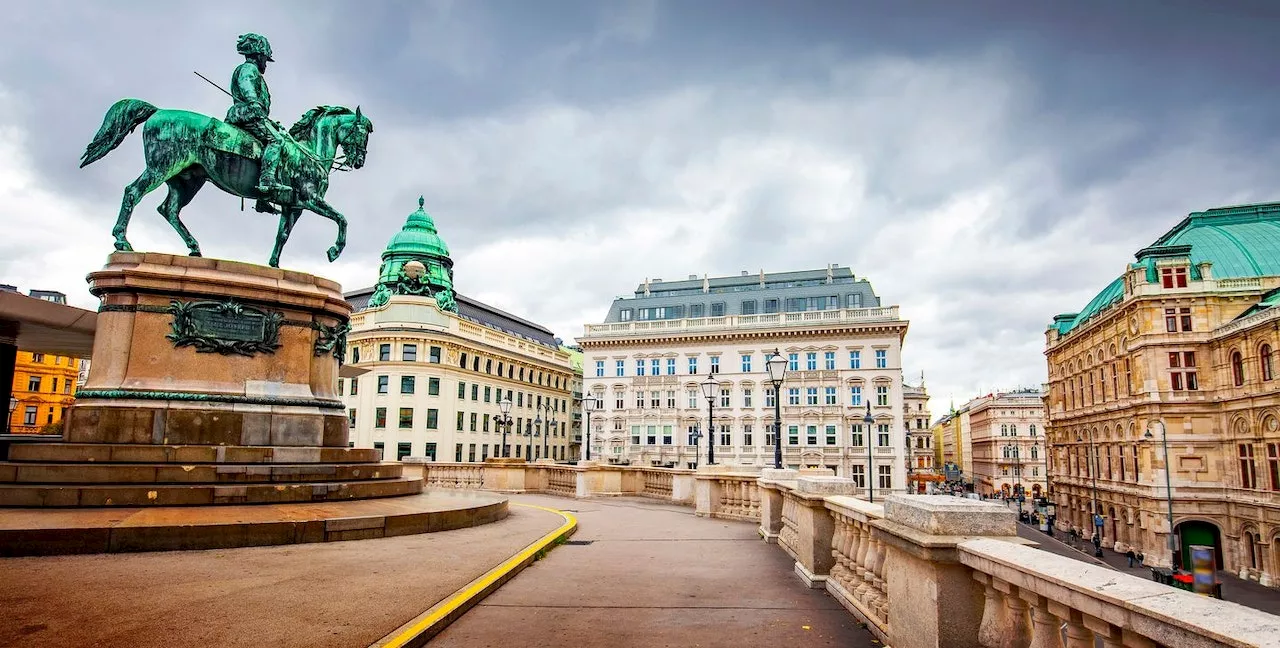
498 397 513 458
6 396 17 434
584 394 599 461
545 409 557 462
1077 430 1104 557
528 414 538 463
863 402 875 502
1145 420 1179 568
765 349 787 470
689 424 702 470
700 373 719 466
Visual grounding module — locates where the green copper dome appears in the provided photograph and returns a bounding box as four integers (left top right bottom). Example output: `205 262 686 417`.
383 196 450 260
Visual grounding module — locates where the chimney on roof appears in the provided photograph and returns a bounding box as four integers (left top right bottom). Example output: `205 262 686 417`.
741 270 748 276
760 269 765 287
702 274 709 294
688 274 698 280
826 264 834 284
643 278 651 297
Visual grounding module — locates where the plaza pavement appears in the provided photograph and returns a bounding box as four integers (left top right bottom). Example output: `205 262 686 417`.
432 494 876 648
0 499 565 648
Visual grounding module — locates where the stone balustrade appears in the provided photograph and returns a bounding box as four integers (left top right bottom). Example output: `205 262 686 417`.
413 461 1280 647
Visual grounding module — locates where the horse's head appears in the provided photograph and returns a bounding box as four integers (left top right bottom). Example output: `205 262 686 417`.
338 106 373 169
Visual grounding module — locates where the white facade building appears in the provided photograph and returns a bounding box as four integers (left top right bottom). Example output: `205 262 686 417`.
578 266 911 494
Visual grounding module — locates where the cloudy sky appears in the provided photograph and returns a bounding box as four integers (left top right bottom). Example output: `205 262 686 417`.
4 0 1280 415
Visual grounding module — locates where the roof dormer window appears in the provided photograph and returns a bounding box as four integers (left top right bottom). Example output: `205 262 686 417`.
1160 267 1188 289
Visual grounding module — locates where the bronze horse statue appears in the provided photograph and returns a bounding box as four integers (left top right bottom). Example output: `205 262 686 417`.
79 100 373 266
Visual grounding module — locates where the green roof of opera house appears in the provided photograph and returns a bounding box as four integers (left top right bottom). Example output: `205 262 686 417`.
383 196 450 260
1052 202 1280 337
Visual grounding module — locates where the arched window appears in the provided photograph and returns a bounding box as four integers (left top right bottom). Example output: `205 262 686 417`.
1031 445 1039 460
1029 424 1038 436
1001 424 1008 436
1232 351 1245 387
1262 345 1274 382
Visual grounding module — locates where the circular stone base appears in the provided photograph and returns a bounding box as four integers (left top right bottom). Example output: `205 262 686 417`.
0 489 507 556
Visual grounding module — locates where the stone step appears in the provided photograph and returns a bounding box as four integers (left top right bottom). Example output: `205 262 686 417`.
0 476 423 507
0 462 403 485
6 443 383 465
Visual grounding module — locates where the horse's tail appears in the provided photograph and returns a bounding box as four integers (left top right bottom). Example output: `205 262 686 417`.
79 99 158 168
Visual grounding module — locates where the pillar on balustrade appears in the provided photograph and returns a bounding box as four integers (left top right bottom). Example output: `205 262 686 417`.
582 464 624 496
872 495 1024 648
670 472 696 504
758 468 798 543
482 457 529 492
787 476 858 588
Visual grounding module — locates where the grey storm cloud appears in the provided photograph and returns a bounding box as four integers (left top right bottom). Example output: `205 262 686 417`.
4 0 1280 414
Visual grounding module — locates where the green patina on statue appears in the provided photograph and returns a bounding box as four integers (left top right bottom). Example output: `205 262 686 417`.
79 33 374 267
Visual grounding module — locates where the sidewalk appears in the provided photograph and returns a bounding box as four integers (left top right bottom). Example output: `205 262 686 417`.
1016 521 1280 617
432 495 878 648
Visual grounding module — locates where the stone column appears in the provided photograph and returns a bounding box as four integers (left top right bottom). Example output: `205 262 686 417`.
873 495 1021 648
790 476 858 588
758 469 798 543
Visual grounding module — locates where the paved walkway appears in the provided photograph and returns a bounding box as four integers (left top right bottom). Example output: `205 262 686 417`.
0 501 564 647
432 495 876 648
1016 521 1280 616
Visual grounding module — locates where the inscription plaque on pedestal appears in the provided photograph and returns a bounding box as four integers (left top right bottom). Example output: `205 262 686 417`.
167 299 282 356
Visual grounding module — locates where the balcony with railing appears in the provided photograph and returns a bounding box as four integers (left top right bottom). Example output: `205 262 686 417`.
582 306 903 338
414 460 1280 647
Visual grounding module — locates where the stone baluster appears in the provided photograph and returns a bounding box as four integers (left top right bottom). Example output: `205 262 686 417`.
1046 603 1093 648
1022 594 1061 648
830 515 849 583
749 482 760 518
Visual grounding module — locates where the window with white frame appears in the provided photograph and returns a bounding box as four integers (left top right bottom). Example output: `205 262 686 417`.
850 424 864 447
615 391 624 409
788 425 799 445
788 353 799 371
806 352 817 370
851 464 865 487
849 350 861 369
631 425 641 444
616 360 624 377
646 425 657 445
850 386 862 406
667 390 676 408
651 359 660 376
765 387 776 407
688 390 698 408
824 351 836 370
741 354 752 373
743 424 753 446
787 388 801 405
667 358 676 375
636 391 644 408
877 423 890 447
650 391 661 408
825 425 837 445
719 387 730 407
689 357 698 374
663 425 673 445
875 349 888 368
719 426 732 446
710 356 720 374
876 385 889 406
806 425 818 445
744 388 753 407
878 465 892 488
595 360 604 377
636 359 645 376
824 386 837 405
806 387 818 405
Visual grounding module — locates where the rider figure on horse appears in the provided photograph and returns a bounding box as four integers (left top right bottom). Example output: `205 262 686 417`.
226 33 290 214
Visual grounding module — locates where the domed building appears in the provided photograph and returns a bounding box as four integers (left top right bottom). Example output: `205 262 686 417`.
1045 201 1280 585
341 198 579 465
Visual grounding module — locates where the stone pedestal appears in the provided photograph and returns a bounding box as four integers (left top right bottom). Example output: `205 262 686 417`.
68 252 351 447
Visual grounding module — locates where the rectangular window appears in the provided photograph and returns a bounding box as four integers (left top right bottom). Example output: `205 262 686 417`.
352 347 361 364
806 352 817 371
27 376 39 392
619 309 633 321
787 388 801 405
875 349 887 369
377 375 389 394
471 384 479 401
1169 351 1198 391
788 353 799 371
484 386 492 403
824 386 837 405
651 391 661 408
1269 443 1280 491
720 387 730 408
765 387 776 407
666 358 676 375
595 360 605 377
806 387 818 406
23 406 36 425
689 357 698 374
458 381 466 398
456 411 465 431
741 354 752 373
743 424 753 446
849 350 861 369
470 413 477 432
1160 267 1189 289
375 407 387 428
667 390 676 408
429 346 441 363
764 298 779 314
877 423 890 447
402 344 417 362
850 386 862 406
710 356 720 374
788 425 799 446
824 351 836 370
426 408 438 429
468 444 477 462
350 377 358 396
400 376 415 394
744 388 753 408
825 425 837 445
851 465 865 488
338 378 345 395
483 414 490 432
347 408 356 427
711 303 725 317
637 391 645 408
428 378 440 396
636 359 645 376
876 385 889 406
663 425 674 445
741 300 757 315
878 465 892 489
689 304 705 318
379 344 391 361
632 425 642 445
1241 444 1258 489
651 359 661 375
850 424 864 447
616 360 625 377
398 408 413 428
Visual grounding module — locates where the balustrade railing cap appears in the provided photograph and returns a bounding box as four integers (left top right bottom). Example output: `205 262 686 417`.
884 495 1015 537
797 467 836 477
400 456 432 464
760 468 800 482
797 476 859 496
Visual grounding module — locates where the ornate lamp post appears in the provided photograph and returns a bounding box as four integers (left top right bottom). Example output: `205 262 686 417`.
765 349 787 469
1145 420 1179 568
545 409 557 462
1077 430 1104 557
528 414 538 463
689 424 702 470
583 394 599 461
498 397 513 458
6 396 17 434
700 373 719 466
864 402 875 502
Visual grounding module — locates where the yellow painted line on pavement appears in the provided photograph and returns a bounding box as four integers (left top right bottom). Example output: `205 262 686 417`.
371 502 578 648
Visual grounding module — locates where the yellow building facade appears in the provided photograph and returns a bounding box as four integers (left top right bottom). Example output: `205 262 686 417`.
1045 202 1280 583
8 351 82 434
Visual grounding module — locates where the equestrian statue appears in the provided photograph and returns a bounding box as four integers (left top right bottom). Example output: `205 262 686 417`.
79 33 373 267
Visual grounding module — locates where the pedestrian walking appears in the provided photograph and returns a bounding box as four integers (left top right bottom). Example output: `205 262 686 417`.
1126 549 1136 568
1136 552 1145 566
